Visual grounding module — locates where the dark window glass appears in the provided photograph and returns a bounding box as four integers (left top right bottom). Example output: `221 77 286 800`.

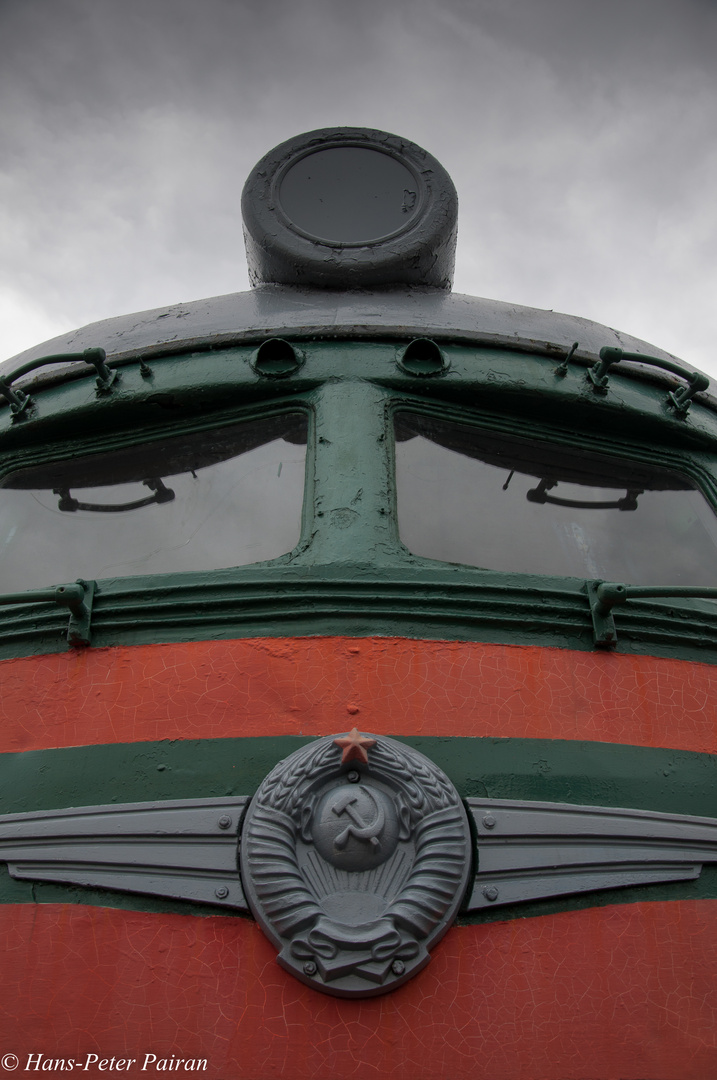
395 412 717 586
0 413 307 591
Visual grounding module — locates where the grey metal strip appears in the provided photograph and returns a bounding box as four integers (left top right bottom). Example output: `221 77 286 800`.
3 794 717 917
0 797 249 911
466 797 717 909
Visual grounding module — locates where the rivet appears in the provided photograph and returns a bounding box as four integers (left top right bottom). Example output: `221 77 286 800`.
218 815 232 830
482 814 496 829
303 961 317 976
347 770 360 783
391 959 405 976
483 885 499 902
215 886 229 899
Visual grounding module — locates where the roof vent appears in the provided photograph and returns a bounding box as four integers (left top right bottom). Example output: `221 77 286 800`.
241 127 457 291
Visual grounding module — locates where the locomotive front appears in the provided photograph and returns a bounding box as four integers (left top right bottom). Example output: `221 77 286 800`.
1 128 717 1080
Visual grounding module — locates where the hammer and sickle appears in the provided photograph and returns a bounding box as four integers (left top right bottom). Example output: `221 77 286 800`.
331 787 385 849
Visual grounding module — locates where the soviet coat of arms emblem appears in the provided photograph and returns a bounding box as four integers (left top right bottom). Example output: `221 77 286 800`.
240 730 473 997
5 730 717 999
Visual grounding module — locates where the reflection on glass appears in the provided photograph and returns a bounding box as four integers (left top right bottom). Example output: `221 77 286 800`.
0 413 307 591
395 412 717 586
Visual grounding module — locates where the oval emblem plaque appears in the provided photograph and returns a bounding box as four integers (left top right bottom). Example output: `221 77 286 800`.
240 730 472 997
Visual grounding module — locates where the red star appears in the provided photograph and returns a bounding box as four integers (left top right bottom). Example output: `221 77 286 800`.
333 728 376 766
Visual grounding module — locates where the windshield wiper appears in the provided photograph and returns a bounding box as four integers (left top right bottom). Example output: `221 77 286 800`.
527 479 642 511
53 478 175 513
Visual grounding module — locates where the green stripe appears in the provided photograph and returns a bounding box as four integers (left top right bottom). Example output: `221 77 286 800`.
1 735 716 920
4 567 717 664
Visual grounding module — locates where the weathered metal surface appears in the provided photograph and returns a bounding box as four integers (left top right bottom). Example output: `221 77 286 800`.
0 283 689 378
241 128 458 290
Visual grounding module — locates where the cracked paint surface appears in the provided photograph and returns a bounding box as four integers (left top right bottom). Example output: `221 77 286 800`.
0 900 716 1079
1 636 717 754
2 635 717 1075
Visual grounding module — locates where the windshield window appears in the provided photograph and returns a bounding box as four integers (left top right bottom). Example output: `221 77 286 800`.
0 413 307 591
395 412 717 586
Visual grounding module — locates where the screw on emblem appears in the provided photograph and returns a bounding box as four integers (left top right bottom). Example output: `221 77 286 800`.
240 732 472 998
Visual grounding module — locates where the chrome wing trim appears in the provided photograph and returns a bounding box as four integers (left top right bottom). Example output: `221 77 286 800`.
0 797 249 911
466 798 717 909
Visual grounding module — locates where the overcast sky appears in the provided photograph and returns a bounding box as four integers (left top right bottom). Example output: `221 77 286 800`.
2 0 716 374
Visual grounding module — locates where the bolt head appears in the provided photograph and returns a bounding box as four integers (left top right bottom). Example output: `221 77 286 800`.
483 885 499 902
482 814 496 829
347 770 360 783
218 815 232 830
391 959 405 976
215 886 229 899
303 961 317 976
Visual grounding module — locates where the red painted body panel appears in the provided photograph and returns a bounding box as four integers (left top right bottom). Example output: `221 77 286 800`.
1 901 716 1079
2 636 717 754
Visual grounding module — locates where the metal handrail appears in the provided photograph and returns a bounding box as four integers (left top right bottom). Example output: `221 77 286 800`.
0 579 95 645
0 348 117 418
589 347 709 416
588 580 717 647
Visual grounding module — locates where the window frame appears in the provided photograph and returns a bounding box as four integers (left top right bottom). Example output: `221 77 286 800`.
387 394 717 580
0 398 315 591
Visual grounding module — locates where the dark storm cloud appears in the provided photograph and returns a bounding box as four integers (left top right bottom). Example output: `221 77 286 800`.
1 0 716 373
451 0 717 78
